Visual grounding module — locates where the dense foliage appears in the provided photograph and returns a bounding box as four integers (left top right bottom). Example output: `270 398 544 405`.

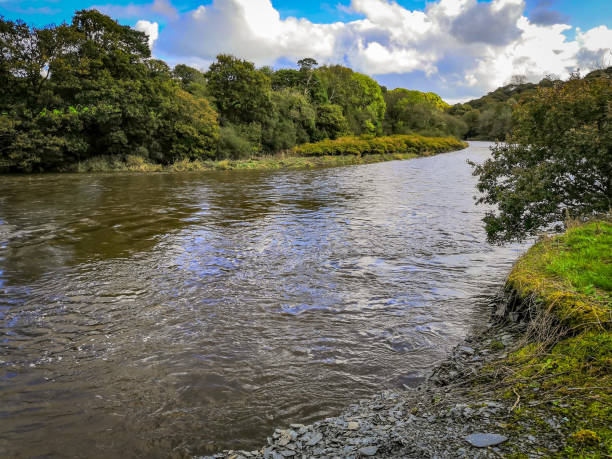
0 11 219 171
471 73 612 243
383 88 467 138
448 68 612 141
1 11 470 172
293 135 466 157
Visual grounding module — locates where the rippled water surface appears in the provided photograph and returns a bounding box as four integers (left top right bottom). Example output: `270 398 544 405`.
0 142 524 457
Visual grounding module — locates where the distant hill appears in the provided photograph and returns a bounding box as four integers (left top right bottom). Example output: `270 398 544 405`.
449 67 611 140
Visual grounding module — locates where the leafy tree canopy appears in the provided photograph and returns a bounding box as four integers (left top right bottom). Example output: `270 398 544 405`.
0 10 219 171
205 54 272 125
471 74 612 243
316 65 386 135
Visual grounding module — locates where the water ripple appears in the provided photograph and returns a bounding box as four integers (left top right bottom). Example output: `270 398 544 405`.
0 142 526 457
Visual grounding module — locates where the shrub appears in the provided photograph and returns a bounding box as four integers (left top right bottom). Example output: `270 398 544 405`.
292 134 467 157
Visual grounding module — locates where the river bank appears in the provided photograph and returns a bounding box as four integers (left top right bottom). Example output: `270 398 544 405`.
67 135 467 173
205 220 611 458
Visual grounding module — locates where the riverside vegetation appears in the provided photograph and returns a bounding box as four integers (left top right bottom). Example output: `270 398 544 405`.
3 7 610 459
0 10 465 174
73 134 467 173
2 10 607 173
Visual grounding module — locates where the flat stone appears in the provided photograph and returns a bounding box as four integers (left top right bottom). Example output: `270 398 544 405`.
347 421 360 430
358 446 379 456
306 432 323 446
279 451 295 457
277 431 292 446
465 433 508 448
459 346 475 355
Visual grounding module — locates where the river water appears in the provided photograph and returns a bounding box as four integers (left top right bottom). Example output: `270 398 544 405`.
0 141 524 457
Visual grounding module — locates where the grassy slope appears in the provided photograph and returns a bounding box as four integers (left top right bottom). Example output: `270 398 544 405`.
501 221 612 457
72 135 467 173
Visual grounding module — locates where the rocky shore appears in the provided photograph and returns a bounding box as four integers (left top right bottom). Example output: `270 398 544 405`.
201 291 569 459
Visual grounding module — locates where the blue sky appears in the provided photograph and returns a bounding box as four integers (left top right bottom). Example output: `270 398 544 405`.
2 0 610 30
2 0 610 101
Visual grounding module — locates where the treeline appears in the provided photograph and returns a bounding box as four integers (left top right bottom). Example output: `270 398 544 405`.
448 67 612 140
0 10 474 172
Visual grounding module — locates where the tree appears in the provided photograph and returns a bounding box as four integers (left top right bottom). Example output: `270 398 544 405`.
314 104 349 140
382 88 464 138
316 65 385 135
0 11 219 171
297 58 318 72
509 74 528 86
297 57 321 100
269 89 316 147
205 54 272 125
471 75 612 243
477 102 512 140
172 64 207 98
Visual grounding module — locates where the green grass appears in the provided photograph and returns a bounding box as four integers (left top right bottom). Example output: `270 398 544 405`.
544 222 612 294
496 220 612 457
507 221 611 328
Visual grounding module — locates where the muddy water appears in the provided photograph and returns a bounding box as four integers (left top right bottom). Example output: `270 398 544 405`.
0 142 523 457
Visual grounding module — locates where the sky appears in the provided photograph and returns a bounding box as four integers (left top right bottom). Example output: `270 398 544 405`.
1 0 611 102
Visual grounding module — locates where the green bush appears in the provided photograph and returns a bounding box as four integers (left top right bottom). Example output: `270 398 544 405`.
293 134 467 157
216 124 257 160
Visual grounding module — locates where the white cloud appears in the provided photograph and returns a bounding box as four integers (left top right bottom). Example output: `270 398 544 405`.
577 26 612 52
134 20 159 49
144 0 611 100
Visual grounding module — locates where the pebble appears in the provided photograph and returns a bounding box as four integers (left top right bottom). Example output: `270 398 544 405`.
305 432 322 446
459 346 475 355
358 445 379 456
465 433 508 448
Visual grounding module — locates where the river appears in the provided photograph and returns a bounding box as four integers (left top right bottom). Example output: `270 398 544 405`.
0 141 524 457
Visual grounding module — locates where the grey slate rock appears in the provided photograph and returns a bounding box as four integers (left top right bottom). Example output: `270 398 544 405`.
358 445 379 456
465 433 508 447
305 432 323 446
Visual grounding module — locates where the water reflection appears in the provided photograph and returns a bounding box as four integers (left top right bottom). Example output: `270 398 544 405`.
0 142 525 457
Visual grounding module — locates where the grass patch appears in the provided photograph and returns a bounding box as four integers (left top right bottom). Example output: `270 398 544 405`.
507 221 611 329
498 220 612 457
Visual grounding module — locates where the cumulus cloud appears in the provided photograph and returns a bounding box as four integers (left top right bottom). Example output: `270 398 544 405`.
134 20 159 49
137 0 611 100
530 9 569 25
529 0 569 26
450 0 523 45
